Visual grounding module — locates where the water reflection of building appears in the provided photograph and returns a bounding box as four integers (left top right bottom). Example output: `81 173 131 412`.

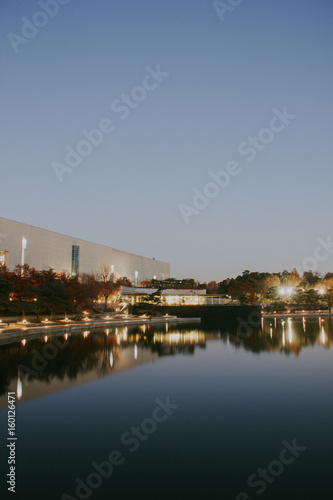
0 326 206 407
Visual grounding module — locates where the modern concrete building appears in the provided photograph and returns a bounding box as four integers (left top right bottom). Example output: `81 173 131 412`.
0 217 169 282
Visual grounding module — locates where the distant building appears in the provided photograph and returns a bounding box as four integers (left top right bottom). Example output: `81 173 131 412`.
0 217 169 283
120 286 231 306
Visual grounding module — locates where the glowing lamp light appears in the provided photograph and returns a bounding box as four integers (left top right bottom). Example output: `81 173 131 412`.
279 287 293 297
319 288 325 295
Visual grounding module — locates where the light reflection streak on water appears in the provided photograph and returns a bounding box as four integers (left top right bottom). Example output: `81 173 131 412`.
288 318 293 344
281 320 286 347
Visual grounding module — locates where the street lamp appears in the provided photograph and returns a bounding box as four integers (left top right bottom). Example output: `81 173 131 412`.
279 286 293 297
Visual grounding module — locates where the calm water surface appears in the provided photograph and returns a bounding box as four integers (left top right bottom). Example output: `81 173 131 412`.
0 317 332 500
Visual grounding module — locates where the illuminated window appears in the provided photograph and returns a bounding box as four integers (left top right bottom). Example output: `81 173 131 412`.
0 250 7 267
71 245 80 276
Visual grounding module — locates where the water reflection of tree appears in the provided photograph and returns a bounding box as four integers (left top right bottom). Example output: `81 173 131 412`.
0 333 119 396
0 325 205 395
221 318 333 356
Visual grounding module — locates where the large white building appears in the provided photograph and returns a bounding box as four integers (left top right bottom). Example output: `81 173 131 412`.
0 217 169 283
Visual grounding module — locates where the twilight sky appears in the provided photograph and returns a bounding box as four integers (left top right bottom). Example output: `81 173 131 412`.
1 0 332 282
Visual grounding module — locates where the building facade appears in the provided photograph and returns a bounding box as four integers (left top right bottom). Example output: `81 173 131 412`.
120 287 231 306
0 217 170 282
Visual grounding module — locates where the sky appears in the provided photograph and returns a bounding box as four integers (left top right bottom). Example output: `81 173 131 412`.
1 0 333 282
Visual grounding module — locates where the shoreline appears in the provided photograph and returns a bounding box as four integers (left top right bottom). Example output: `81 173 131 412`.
0 316 201 345
263 312 333 319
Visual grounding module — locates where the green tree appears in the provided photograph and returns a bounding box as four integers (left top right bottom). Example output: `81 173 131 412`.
0 275 11 311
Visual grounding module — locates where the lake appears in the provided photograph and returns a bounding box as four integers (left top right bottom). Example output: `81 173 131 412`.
0 316 332 500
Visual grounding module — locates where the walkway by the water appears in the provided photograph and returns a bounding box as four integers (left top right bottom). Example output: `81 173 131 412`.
0 316 201 345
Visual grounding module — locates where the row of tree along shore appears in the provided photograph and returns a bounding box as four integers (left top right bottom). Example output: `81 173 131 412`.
148 269 333 312
1 266 333 321
0 264 131 321
197 269 333 312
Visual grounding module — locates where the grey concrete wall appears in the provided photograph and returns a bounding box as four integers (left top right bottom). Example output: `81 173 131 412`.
0 217 169 282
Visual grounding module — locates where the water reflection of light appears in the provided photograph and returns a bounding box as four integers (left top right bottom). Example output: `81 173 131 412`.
17 375 22 400
134 344 138 360
21 339 26 346
44 336 48 342
169 333 181 343
282 322 286 347
123 328 128 341
83 331 89 338
270 326 273 338
302 317 306 331
106 329 109 336
64 333 68 340
117 334 120 345
321 326 326 345
288 318 293 343
166 323 169 333
110 351 113 367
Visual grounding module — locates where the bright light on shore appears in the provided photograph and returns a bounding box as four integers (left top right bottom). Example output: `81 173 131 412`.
279 287 293 296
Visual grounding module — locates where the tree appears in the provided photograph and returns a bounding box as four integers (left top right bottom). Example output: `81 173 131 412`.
207 281 218 294
137 289 162 315
239 293 249 305
302 271 321 286
98 266 115 309
0 275 11 311
65 273 98 314
115 276 132 287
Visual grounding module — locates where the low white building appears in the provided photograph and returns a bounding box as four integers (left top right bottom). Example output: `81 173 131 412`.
120 287 231 306
0 217 169 283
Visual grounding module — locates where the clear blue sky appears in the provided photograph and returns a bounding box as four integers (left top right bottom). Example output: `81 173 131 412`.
1 0 332 281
